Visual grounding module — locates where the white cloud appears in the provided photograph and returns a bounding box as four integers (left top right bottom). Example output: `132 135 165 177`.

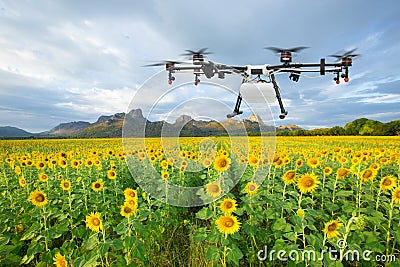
358 94 400 104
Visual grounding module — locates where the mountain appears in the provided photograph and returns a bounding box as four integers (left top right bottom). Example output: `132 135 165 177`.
0 126 33 137
41 121 91 137
4 112 397 138
40 111 276 138
277 124 303 131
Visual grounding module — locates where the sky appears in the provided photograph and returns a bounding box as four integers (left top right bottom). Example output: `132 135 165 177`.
0 0 399 132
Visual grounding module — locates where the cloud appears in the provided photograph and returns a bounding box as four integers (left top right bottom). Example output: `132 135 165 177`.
1 0 400 132
358 94 400 104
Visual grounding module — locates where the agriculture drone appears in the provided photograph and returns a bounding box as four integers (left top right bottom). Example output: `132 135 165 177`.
145 47 359 119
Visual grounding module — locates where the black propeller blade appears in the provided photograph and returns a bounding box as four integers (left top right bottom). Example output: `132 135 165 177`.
265 46 309 53
143 60 185 67
329 48 360 60
181 48 213 56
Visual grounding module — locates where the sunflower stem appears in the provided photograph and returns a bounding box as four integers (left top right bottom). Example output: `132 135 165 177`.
42 206 49 251
298 192 303 209
339 216 356 261
375 188 382 211
386 197 394 256
321 174 326 210
331 176 338 204
68 190 73 232
281 183 287 218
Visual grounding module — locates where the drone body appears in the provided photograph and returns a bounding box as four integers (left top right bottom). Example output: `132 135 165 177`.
145 47 358 119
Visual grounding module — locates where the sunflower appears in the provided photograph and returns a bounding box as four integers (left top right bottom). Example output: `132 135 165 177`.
273 158 284 168
380 157 389 165
307 158 319 168
38 173 48 182
205 182 222 198
19 177 27 187
120 204 137 218
295 158 303 168
107 170 116 180
282 170 296 185
124 198 138 208
86 212 103 232
297 208 305 217
248 155 259 168
161 171 169 180
339 157 348 165
29 190 48 207
85 159 93 167
70 159 80 168
58 159 67 168
216 215 241 235
245 181 259 195
392 187 400 204
60 180 71 191
53 253 68 267
370 162 380 171
323 220 343 239
36 161 46 170
213 155 231 172
323 167 333 176
202 158 212 168
219 198 237 214
124 188 138 199
91 179 103 192
336 168 349 180
351 157 360 165
160 160 169 169
360 169 377 183
14 166 21 175
297 173 320 194
380 176 397 191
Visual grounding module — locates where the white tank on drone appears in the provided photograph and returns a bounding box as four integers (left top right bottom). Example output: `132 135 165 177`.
239 82 276 103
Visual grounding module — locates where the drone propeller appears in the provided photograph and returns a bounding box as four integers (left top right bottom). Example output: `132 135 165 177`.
265 46 309 63
265 46 309 54
143 60 185 67
329 48 360 60
181 48 213 56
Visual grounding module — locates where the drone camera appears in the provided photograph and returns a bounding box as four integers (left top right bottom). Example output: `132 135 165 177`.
289 72 300 82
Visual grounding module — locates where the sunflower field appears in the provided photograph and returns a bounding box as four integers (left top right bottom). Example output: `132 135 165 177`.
0 136 399 266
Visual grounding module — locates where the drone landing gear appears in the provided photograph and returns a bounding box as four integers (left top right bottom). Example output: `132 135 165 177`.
227 93 243 118
271 74 288 119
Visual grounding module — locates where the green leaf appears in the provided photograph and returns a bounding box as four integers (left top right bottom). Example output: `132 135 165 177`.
98 242 110 256
124 236 136 248
26 242 44 257
0 244 16 256
115 222 128 235
335 190 353 197
111 239 124 251
73 256 86 267
196 207 213 220
283 232 297 242
20 254 35 265
272 218 287 231
83 235 97 250
192 227 207 242
83 251 99 267
0 234 10 246
205 245 220 261
226 243 243 266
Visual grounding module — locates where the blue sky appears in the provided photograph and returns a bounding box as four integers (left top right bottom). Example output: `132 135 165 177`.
0 0 399 132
